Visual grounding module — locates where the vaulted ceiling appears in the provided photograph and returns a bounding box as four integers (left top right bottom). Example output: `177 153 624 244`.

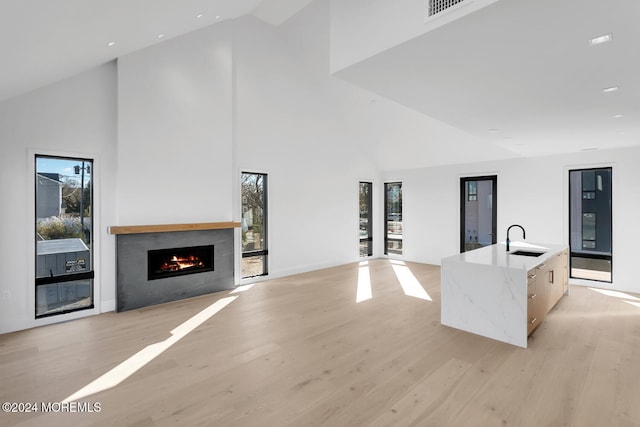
2 0 638 160
0 0 312 102
334 0 640 156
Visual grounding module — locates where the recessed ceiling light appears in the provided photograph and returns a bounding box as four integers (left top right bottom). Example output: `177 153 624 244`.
196 13 204 18
602 86 619 93
612 114 624 118
107 41 116 47
158 34 165 39
488 129 499 133
618 131 626 135
216 15 222 19
581 148 599 151
590 33 613 46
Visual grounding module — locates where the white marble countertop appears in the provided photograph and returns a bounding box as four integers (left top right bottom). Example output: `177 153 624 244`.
443 241 567 271
441 241 569 347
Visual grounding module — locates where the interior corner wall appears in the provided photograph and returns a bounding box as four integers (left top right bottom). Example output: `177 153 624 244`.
383 146 640 294
233 16 378 277
117 24 234 225
0 63 118 334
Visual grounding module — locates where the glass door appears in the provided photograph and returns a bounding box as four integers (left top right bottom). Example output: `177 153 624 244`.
35 155 94 317
569 168 612 282
460 176 497 252
241 172 268 278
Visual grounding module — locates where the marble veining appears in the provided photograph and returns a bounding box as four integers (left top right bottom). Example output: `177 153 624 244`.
441 242 567 348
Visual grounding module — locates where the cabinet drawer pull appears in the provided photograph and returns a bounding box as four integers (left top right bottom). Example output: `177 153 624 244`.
528 274 536 279
530 317 537 324
529 293 537 299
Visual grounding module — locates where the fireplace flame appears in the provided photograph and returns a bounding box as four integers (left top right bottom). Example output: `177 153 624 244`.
160 254 205 272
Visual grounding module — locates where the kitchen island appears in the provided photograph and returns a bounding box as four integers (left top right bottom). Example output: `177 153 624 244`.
441 242 568 348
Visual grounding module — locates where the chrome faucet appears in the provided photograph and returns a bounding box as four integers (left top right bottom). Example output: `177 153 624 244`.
506 224 526 251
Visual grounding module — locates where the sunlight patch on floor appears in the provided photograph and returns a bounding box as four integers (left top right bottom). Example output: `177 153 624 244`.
231 284 255 294
390 260 432 301
62 296 238 403
356 261 372 303
589 288 640 301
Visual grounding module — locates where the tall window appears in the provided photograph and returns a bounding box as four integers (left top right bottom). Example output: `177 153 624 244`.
384 182 402 255
460 176 497 252
569 168 612 282
241 172 268 278
35 155 94 318
359 182 373 257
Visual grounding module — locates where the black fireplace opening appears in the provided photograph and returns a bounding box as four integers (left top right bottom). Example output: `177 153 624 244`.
148 245 214 281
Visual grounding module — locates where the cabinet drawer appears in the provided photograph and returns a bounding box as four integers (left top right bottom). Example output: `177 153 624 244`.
527 281 542 335
527 313 540 335
527 270 537 286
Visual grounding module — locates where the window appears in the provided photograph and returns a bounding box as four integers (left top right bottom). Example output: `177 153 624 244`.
569 168 612 282
582 213 597 248
467 181 478 201
241 172 268 278
460 176 497 252
35 155 94 318
359 182 373 257
384 182 402 255
582 170 597 200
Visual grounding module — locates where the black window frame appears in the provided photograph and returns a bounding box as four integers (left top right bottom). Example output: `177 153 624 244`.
384 182 403 256
35 154 95 319
359 182 373 257
568 167 613 283
459 175 497 253
241 171 268 278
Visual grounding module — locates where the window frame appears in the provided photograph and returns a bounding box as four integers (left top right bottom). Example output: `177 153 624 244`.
240 171 268 279
384 182 403 256
34 154 95 319
359 181 373 257
568 167 613 283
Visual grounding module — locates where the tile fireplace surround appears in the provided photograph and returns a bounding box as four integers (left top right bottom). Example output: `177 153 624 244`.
110 222 239 311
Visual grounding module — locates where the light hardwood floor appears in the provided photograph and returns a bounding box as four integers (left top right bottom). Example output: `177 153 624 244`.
1 259 640 426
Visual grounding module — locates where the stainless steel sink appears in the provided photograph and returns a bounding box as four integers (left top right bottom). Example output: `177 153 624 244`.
509 250 546 257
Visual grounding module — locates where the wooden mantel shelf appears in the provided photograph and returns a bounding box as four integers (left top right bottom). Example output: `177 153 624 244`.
109 222 241 235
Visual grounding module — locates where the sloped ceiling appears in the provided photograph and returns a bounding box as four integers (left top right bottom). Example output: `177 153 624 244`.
2 0 638 161
252 0 315 26
0 0 311 103
334 0 640 156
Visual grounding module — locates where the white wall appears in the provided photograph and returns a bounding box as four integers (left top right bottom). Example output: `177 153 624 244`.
0 63 118 334
116 11 378 281
117 24 234 225
384 146 640 294
233 15 378 277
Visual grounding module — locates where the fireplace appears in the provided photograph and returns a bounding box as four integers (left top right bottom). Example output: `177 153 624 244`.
111 223 239 312
148 245 214 281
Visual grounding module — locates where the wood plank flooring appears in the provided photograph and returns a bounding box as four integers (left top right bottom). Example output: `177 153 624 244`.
1 259 640 426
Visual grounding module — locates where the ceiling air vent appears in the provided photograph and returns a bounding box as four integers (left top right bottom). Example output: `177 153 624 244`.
428 0 468 17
